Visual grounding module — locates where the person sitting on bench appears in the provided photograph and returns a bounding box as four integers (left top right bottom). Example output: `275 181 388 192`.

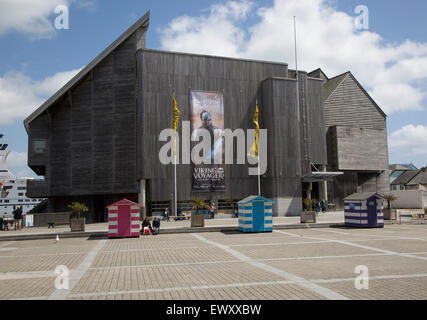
152 217 160 235
162 208 170 221
141 217 154 235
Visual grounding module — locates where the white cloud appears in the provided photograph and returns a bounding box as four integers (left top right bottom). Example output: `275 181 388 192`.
5 151 38 178
389 124 427 156
0 0 96 39
0 0 71 39
159 0 427 115
0 68 82 125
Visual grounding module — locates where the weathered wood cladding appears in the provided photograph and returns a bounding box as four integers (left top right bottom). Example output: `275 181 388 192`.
289 71 327 175
27 113 50 175
323 72 390 208
330 126 389 171
30 34 139 197
324 74 386 130
261 78 302 201
138 50 292 201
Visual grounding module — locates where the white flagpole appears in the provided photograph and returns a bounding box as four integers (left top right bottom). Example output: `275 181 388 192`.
173 92 178 217
257 155 261 195
294 16 300 123
174 149 177 216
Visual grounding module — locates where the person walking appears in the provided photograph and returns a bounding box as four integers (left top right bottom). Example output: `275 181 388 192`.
320 200 327 213
13 206 23 231
210 204 215 219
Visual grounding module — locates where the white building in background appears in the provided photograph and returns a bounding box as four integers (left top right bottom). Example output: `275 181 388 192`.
0 135 44 217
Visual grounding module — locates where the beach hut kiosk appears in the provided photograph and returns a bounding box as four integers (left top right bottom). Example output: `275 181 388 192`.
344 193 385 228
107 198 141 238
237 195 275 233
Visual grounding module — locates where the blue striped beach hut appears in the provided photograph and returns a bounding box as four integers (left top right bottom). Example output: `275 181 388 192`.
344 193 385 228
237 195 275 232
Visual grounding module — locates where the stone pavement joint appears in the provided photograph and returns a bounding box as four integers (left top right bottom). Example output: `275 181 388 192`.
191 233 349 300
275 230 427 262
48 239 107 300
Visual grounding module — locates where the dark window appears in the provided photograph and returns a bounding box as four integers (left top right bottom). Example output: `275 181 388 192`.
33 140 47 154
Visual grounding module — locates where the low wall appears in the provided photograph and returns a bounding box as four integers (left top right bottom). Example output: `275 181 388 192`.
391 190 426 209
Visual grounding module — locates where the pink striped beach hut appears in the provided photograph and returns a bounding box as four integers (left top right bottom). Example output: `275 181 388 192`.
107 198 141 238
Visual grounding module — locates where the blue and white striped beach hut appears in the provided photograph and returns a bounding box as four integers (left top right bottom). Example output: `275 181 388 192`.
344 193 385 228
237 195 275 232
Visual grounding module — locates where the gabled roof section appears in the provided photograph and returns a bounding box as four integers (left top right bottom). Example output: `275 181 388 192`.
323 71 350 101
344 192 385 201
324 71 387 118
391 170 421 185
23 11 150 131
406 171 427 185
308 68 329 81
106 198 142 208
238 195 275 205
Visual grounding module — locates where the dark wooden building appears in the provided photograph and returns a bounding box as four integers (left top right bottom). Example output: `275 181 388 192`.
24 12 389 221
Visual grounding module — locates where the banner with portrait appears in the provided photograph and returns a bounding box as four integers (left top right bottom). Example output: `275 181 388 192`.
190 90 225 192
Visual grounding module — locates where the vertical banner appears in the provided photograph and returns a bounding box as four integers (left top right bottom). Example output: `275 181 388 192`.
190 90 225 192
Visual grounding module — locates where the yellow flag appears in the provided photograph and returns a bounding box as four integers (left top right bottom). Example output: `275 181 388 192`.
172 94 180 158
248 102 259 158
173 94 180 131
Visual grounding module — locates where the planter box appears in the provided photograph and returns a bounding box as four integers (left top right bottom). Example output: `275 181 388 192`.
191 214 205 227
70 218 85 232
301 211 316 223
383 208 396 220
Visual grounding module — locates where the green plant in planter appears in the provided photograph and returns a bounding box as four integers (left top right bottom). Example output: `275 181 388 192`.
302 198 312 211
68 202 88 219
383 193 397 210
192 198 209 214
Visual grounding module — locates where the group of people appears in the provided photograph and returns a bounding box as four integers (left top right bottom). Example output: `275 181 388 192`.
141 216 160 235
313 199 327 215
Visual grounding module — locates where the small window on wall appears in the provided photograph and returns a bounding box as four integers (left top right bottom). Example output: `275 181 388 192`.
33 140 47 154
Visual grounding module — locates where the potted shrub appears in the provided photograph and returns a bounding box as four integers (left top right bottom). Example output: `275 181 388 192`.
68 202 88 232
301 198 316 223
191 198 209 227
383 193 397 220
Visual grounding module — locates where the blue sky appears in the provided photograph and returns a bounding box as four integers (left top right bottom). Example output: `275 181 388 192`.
0 0 426 177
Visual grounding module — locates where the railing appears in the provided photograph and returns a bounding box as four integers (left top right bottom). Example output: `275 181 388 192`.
26 179 48 198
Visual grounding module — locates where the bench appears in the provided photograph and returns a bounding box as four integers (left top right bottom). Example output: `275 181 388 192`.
169 215 190 221
398 212 425 224
47 221 70 228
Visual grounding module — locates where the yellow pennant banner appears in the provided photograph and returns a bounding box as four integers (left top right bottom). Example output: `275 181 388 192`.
248 102 259 158
173 94 180 157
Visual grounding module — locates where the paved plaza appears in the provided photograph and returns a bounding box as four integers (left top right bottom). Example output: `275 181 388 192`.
0 223 426 300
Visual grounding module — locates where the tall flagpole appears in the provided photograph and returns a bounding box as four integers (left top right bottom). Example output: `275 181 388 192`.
256 99 261 196
173 92 178 217
257 155 261 195
174 139 177 216
294 16 300 123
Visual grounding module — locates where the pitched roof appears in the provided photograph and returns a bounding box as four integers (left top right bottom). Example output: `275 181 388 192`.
237 195 275 205
323 71 387 118
23 11 150 131
407 171 427 185
308 68 329 81
106 198 142 208
391 170 421 185
323 71 350 101
344 193 385 201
